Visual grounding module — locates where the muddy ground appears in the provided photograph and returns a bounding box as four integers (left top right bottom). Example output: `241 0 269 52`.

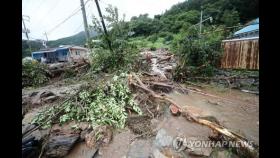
22 49 259 158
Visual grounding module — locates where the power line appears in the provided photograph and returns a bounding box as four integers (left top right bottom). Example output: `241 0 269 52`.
46 0 90 35
39 0 63 25
35 0 48 13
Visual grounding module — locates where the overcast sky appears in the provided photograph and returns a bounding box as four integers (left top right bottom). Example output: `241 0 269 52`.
22 0 185 41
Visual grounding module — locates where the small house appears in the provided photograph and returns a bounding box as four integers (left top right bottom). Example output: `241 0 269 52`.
220 18 259 70
31 45 89 63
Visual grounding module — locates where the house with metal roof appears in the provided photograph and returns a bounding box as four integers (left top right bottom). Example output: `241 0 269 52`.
31 45 89 63
232 18 259 39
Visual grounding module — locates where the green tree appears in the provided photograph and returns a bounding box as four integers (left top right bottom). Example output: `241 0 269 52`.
221 10 240 26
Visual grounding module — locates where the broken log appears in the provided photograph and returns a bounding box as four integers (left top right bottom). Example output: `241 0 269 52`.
157 55 173 64
144 81 174 92
130 73 258 157
194 118 258 157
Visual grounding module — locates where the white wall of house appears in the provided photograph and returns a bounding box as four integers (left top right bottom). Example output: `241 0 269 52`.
68 48 89 62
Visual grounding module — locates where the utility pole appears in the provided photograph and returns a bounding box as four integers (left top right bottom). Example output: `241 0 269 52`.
22 15 29 40
80 0 90 41
199 9 203 36
43 32 48 48
22 15 32 53
94 0 113 51
44 32 48 42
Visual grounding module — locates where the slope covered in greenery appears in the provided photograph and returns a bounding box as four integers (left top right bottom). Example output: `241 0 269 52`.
89 0 258 77
48 30 98 47
22 40 44 58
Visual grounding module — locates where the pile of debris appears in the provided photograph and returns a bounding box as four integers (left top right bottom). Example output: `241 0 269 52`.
22 49 259 158
48 59 90 78
139 48 177 80
187 69 259 94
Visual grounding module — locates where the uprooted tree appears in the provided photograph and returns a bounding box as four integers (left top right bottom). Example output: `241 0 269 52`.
89 5 139 73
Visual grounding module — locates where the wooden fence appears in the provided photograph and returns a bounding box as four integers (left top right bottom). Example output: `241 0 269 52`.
220 37 259 70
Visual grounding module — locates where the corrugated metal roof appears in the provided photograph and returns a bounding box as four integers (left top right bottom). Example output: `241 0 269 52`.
32 45 88 54
247 18 259 25
234 18 259 35
234 24 259 35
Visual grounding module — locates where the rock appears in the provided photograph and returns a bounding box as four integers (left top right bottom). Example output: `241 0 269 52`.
29 91 39 97
22 123 36 135
40 91 55 98
85 126 112 148
163 66 173 72
78 122 92 131
185 137 213 157
153 148 167 158
154 129 173 148
64 142 99 158
51 122 81 135
127 140 152 158
30 90 59 105
45 134 79 158
151 119 160 129
210 149 239 158
160 148 183 158
85 130 96 148
80 129 92 141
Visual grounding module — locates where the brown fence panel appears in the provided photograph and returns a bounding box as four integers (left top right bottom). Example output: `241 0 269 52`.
220 38 259 70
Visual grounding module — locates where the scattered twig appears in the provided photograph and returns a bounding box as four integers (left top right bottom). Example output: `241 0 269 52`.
145 103 154 118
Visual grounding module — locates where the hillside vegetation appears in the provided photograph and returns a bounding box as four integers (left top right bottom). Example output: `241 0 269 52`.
89 0 258 77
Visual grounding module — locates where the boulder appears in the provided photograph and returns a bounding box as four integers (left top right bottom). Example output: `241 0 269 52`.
45 134 79 158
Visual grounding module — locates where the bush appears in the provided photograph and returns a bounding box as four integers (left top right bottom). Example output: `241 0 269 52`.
173 26 225 79
63 69 76 78
147 34 158 43
176 26 224 66
90 41 138 73
22 60 49 87
90 5 140 73
150 46 156 51
164 34 174 42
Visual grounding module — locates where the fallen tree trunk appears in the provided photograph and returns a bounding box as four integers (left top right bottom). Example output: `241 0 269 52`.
194 118 258 157
130 73 259 158
157 55 173 64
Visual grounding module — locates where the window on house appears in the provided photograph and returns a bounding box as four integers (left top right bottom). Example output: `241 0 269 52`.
76 51 80 55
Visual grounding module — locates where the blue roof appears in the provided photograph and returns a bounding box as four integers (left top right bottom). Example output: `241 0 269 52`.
234 18 259 35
